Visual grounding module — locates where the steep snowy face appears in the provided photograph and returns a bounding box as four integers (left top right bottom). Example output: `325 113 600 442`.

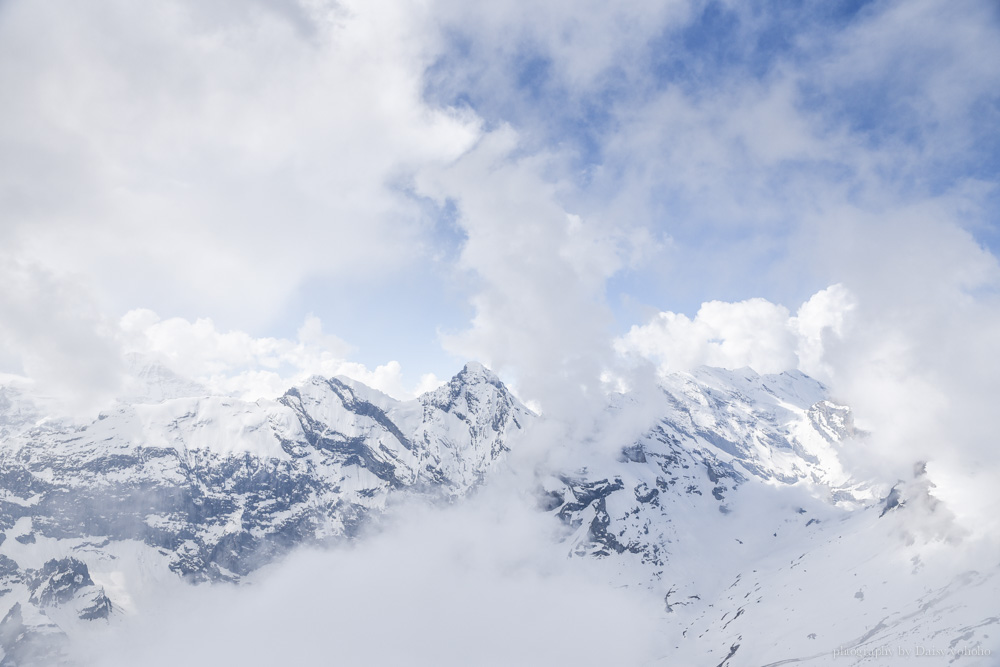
658 367 863 488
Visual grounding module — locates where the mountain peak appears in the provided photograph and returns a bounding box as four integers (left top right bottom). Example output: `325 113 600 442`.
455 361 501 386
420 362 529 431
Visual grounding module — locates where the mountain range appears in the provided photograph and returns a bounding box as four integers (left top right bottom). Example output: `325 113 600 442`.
0 362 994 665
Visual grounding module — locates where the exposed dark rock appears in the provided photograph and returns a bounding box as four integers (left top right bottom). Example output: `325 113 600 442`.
619 444 647 463
880 485 903 517
26 559 94 608
78 590 112 621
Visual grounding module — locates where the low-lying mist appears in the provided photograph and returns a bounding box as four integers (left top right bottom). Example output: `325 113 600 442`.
76 487 667 667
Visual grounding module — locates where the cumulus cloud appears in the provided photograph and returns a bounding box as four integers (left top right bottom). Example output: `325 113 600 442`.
615 284 855 378
119 310 442 401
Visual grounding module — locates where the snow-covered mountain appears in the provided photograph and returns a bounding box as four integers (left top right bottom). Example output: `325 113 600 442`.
539 367 996 665
0 362 994 665
0 362 530 663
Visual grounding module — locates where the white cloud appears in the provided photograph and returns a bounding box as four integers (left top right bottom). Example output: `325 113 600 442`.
81 491 666 667
0 0 480 329
427 0 694 111
791 284 857 380
119 309 441 401
415 127 647 422
815 0 1000 149
615 285 855 378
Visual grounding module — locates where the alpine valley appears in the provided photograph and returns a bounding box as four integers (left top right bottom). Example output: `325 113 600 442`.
0 361 995 666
